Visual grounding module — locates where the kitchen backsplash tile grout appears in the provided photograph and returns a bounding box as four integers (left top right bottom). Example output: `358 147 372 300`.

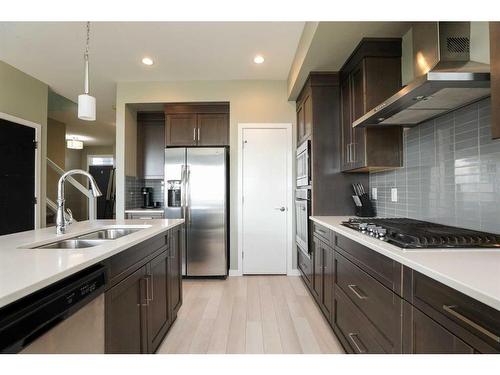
369 98 500 234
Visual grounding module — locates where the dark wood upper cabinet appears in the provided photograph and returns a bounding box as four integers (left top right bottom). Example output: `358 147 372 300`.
296 72 365 216
165 103 229 146
491 22 500 139
137 112 165 179
340 38 404 172
166 113 198 146
296 103 305 144
105 265 148 354
197 113 229 146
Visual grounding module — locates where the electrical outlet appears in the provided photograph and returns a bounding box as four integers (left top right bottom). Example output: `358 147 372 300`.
371 187 377 200
391 188 398 202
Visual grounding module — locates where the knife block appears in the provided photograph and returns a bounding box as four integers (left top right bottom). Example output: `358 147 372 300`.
354 193 376 217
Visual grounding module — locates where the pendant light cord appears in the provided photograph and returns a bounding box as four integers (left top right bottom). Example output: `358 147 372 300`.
84 21 90 95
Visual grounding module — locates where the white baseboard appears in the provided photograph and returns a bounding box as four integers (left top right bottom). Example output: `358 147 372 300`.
228 269 242 277
287 269 301 276
229 269 299 276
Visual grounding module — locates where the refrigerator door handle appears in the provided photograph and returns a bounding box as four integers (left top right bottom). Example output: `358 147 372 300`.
181 165 187 219
186 165 191 225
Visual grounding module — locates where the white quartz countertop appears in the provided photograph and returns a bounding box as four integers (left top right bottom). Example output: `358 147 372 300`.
310 216 500 311
0 219 184 309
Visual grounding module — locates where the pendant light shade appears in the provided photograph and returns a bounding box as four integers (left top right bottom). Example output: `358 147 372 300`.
78 22 96 121
78 93 96 121
67 138 84 150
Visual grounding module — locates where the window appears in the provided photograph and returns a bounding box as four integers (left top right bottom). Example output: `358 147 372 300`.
88 155 114 166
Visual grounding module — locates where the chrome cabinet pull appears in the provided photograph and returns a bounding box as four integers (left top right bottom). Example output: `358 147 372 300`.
197 127 200 142
193 128 196 142
145 275 151 302
348 333 367 353
348 284 368 300
346 143 351 163
443 305 500 343
149 274 154 301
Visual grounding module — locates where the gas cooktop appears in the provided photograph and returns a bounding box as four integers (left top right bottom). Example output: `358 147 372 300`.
341 218 500 249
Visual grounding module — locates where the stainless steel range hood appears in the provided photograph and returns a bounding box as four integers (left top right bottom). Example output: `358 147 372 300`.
353 22 490 128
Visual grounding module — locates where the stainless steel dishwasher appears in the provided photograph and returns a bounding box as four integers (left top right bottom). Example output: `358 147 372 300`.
0 265 106 354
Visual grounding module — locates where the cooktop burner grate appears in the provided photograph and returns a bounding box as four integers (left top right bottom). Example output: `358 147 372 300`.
341 218 500 249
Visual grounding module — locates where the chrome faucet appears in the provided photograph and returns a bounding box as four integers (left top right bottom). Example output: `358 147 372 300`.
56 169 102 234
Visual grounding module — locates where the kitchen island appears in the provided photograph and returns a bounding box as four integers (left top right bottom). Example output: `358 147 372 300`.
0 219 184 353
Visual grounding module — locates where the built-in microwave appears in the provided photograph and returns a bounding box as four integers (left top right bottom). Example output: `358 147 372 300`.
296 140 311 188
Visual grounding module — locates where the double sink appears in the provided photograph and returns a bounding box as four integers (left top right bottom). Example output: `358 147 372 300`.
33 228 144 249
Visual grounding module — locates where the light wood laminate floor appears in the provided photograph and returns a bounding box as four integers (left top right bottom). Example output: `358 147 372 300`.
157 276 344 354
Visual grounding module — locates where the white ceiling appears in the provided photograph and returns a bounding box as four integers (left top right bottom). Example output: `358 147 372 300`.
0 22 305 145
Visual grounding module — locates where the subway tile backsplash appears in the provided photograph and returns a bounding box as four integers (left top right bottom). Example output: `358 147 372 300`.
125 176 164 209
369 98 500 234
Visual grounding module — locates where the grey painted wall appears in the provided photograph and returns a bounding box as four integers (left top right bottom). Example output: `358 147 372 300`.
369 98 500 234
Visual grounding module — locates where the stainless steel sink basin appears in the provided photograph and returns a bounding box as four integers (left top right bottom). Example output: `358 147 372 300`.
76 228 143 240
29 227 145 249
35 239 107 249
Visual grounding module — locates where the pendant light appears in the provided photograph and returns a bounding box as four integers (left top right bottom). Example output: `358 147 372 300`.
67 137 84 150
78 21 96 121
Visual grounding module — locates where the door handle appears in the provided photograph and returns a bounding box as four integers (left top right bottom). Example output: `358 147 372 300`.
275 207 286 212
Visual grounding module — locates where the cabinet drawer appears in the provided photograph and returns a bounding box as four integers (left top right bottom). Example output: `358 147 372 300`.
333 286 387 353
403 301 474 354
107 233 169 285
297 248 312 284
312 221 334 247
335 233 402 294
335 252 402 352
404 268 500 353
127 212 164 220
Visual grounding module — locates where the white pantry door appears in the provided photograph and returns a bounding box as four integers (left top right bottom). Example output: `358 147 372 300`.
242 127 288 274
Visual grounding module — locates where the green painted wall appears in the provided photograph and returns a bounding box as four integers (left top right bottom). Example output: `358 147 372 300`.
0 60 49 227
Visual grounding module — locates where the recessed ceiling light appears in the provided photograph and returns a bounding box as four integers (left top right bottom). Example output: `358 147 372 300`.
142 57 154 66
254 55 264 64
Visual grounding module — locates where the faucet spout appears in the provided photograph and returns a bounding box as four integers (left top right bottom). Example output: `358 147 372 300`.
56 169 102 234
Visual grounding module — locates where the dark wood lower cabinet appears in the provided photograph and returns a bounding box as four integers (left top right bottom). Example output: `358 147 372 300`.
147 250 171 353
298 221 499 354
105 265 148 354
322 246 334 320
168 225 182 318
105 226 183 354
312 237 323 302
403 302 474 354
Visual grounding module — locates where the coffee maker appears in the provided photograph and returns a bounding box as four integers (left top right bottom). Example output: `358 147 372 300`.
141 187 154 208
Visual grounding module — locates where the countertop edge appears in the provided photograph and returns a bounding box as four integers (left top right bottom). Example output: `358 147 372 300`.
310 216 500 311
0 220 184 309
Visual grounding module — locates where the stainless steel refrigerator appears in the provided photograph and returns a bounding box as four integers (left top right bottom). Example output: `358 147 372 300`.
164 147 228 277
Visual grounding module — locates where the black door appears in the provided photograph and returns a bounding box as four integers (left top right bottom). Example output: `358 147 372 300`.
88 165 114 219
0 119 36 235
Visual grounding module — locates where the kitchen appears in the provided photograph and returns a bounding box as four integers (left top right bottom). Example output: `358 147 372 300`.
1 2 500 374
